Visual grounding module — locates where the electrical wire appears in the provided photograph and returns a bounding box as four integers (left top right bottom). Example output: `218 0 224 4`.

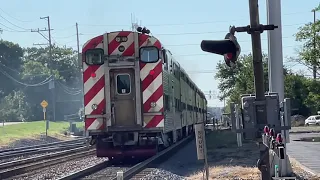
79 11 310 27
0 68 53 86
0 13 30 31
56 81 82 95
0 22 29 32
0 7 35 23
57 80 81 91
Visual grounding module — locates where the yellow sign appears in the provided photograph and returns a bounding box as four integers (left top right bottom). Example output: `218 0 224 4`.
40 100 48 108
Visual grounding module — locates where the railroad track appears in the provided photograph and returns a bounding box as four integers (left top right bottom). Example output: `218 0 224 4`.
0 146 94 180
0 138 88 160
57 135 193 180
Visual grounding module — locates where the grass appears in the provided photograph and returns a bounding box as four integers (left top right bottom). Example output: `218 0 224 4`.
0 121 84 147
187 129 320 180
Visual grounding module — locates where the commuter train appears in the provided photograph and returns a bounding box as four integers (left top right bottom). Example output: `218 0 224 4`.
82 27 207 162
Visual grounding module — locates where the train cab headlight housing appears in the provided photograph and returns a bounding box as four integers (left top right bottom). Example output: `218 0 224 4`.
150 102 156 108
91 104 98 110
118 45 125 52
85 49 104 65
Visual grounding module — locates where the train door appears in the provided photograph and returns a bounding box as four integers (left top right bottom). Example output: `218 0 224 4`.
110 69 136 126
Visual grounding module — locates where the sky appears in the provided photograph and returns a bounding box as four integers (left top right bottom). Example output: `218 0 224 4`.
0 0 319 107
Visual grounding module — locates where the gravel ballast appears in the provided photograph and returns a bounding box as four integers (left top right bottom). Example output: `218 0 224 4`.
141 169 186 180
81 167 130 180
8 156 108 180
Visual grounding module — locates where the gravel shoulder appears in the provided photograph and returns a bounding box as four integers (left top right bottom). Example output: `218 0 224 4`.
145 130 320 180
7 155 108 180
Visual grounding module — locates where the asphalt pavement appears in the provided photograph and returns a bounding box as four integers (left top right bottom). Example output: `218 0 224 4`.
287 132 320 175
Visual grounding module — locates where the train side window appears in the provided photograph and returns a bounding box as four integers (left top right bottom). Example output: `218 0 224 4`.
162 49 168 70
164 95 170 111
116 74 131 95
85 49 104 65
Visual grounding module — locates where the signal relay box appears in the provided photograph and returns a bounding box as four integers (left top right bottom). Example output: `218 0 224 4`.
240 93 280 140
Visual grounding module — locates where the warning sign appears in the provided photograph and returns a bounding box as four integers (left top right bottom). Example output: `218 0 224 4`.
194 123 205 160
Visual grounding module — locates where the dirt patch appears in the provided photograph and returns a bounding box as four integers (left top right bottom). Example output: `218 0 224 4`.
187 130 320 180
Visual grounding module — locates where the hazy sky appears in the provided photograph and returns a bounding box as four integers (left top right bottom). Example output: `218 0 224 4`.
0 0 318 107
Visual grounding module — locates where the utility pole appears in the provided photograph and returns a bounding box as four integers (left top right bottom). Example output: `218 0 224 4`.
76 23 84 124
32 16 55 122
312 9 317 80
266 0 292 177
248 0 270 179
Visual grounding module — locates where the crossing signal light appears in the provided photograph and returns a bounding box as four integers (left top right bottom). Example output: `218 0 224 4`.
200 33 241 67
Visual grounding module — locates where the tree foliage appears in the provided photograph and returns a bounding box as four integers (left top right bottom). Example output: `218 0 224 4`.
292 4 320 73
0 40 81 122
215 53 269 104
216 53 320 116
0 90 30 122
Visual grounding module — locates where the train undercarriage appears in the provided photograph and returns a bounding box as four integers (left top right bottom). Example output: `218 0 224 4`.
88 125 194 164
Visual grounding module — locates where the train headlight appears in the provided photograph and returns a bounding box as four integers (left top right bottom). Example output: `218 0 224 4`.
91 104 98 110
150 102 156 108
115 37 121 42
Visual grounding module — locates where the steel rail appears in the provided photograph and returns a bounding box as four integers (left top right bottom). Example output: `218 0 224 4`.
0 142 86 159
0 147 94 179
0 137 87 154
57 134 193 180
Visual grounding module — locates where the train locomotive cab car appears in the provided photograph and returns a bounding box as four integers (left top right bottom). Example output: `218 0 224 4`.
82 28 207 163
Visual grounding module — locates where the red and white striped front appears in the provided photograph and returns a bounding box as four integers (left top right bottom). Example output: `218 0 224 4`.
108 31 135 56
82 35 107 131
139 34 164 128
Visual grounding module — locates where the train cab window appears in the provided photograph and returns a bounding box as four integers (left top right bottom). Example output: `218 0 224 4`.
85 49 104 65
140 46 159 63
116 74 131 95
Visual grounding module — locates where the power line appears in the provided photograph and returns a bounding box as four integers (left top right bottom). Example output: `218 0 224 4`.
0 22 29 32
79 11 310 27
0 13 31 31
77 22 305 38
0 68 53 86
0 7 35 23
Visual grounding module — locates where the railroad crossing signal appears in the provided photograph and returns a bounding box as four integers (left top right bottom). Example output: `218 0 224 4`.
40 100 48 108
200 30 241 67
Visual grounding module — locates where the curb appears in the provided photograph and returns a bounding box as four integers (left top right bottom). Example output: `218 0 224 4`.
288 155 319 177
289 131 320 134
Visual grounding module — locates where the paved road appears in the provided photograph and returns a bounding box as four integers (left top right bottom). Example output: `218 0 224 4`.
287 133 320 175
0 122 24 126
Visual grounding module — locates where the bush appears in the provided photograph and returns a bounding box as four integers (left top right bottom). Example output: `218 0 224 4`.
291 115 306 127
0 90 31 122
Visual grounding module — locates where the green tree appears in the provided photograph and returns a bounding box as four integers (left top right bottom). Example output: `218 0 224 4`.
0 90 30 122
21 44 82 121
214 53 314 116
215 53 269 105
284 72 310 116
0 40 24 98
292 3 320 75
22 44 80 83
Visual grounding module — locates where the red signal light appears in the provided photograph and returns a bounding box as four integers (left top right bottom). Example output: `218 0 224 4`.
226 53 233 59
91 72 96 78
263 126 270 135
149 70 155 76
276 133 283 143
